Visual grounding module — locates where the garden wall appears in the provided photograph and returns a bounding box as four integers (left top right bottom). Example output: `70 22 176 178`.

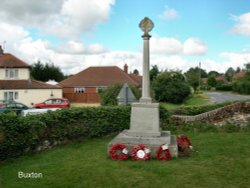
171 102 250 125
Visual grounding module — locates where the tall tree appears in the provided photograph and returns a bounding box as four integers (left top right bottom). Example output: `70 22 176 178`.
150 65 159 82
185 67 207 91
208 71 220 77
225 67 235 82
31 61 65 82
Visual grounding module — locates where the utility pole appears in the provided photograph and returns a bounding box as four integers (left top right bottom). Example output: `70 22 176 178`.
199 61 201 91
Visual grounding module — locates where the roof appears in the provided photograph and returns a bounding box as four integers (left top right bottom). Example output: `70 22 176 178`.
128 73 142 87
0 53 30 68
59 66 141 87
233 71 246 79
0 80 61 89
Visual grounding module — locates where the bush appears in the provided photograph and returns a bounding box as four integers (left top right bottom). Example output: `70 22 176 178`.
100 83 141 106
216 83 232 91
152 71 191 104
232 80 250 94
0 106 131 160
170 101 234 115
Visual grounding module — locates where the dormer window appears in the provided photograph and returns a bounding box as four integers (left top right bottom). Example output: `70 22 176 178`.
5 69 18 79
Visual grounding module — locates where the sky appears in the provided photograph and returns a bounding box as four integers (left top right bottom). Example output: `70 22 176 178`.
1 0 250 75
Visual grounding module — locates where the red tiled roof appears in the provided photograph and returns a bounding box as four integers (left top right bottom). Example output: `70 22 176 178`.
0 53 30 68
128 73 142 86
233 71 246 79
0 80 61 89
59 66 140 87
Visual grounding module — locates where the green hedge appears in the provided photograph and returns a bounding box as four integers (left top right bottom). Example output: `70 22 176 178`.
170 101 234 115
0 106 131 160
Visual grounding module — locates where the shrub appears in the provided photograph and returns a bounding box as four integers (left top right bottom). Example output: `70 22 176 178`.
232 80 250 94
0 106 131 160
216 83 232 91
152 71 191 104
170 101 234 115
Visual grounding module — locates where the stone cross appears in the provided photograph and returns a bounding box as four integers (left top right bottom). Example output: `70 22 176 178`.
139 17 154 103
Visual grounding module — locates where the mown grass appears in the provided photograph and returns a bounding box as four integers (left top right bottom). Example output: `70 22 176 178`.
1 130 250 188
161 92 210 110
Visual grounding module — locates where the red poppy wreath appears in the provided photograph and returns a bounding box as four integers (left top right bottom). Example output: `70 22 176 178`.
109 143 129 160
131 144 151 161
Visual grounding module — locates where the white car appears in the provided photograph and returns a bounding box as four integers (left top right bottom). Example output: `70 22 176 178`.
21 108 60 116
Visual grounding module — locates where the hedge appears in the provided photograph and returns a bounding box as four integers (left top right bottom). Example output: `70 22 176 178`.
170 101 234 115
0 106 131 160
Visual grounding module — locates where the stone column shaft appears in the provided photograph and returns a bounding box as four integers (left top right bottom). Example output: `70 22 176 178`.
140 35 152 103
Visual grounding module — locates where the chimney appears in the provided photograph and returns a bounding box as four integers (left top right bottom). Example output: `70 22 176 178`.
0 45 3 54
123 64 128 74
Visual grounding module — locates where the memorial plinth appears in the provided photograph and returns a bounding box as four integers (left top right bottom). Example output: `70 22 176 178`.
108 17 178 158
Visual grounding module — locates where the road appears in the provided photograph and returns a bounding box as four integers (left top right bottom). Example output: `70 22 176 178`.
205 91 250 103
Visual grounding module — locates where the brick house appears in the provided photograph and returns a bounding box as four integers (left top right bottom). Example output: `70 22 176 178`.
0 46 62 106
59 64 142 103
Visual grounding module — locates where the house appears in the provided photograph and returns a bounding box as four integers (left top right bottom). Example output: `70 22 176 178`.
233 71 246 80
59 64 142 103
0 46 62 106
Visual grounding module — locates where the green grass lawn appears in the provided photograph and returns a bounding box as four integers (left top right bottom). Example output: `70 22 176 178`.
161 92 210 110
1 132 250 188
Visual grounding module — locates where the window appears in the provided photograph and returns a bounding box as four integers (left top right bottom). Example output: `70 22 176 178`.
5 69 18 79
74 87 85 93
4 92 18 101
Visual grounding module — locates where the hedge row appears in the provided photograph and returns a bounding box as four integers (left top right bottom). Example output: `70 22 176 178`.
0 106 131 160
170 101 234 116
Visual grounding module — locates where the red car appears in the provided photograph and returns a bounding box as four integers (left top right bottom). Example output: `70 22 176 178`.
33 98 70 109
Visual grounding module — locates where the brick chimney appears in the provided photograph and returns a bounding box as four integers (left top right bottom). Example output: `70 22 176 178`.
0 45 3 54
123 64 128 74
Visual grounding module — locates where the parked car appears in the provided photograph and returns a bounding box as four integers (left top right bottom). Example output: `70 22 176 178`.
33 98 70 109
0 101 29 115
21 108 61 116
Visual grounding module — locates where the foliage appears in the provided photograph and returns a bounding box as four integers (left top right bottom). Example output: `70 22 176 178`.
207 76 217 87
30 61 65 82
170 101 233 115
216 83 233 91
150 65 159 82
152 71 191 104
232 64 250 94
208 70 220 77
225 67 235 82
185 66 207 91
100 83 141 106
133 69 139 75
0 106 131 160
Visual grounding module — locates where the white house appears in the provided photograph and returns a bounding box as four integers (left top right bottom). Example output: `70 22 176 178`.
0 46 62 107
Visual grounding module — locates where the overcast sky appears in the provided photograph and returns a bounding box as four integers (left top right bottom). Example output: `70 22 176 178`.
1 0 250 75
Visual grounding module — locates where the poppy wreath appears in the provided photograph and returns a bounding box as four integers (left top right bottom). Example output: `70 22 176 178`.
109 143 129 160
177 135 192 152
131 144 151 161
156 144 171 161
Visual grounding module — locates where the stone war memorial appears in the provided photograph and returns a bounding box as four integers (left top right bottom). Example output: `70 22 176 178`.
108 17 178 160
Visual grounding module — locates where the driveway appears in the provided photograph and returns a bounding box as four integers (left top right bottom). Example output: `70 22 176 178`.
205 91 250 103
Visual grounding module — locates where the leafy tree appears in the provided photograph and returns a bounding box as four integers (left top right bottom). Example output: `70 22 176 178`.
152 71 191 104
150 65 159 82
185 67 207 91
235 67 241 73
225 67 235 82
208 71 220 77
31 61 65 82
133 69 139 75
207 76 217 87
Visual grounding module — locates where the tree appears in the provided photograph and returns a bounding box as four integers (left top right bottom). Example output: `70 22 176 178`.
31 61 65 82
207 76 217 87
185 67 207 91
152 71 191 104
225 67 235 82
150 65 159 82
133 69 139 75
208 71 220 77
